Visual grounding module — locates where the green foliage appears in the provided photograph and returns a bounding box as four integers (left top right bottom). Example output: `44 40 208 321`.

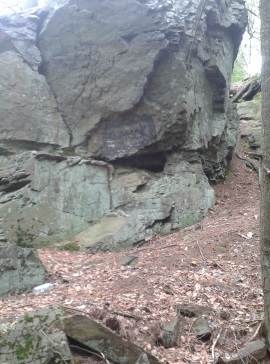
16 227 35 248
60 242 80 251
15 335 33 361
61 146 76 156
231 57 248 83
232 0 261 81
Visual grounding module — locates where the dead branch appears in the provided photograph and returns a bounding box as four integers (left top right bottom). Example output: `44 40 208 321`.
196 239 206 264
235 152 259 173
111 310 141 321
246 321 263 344
211 329 222 361
70 344 110 363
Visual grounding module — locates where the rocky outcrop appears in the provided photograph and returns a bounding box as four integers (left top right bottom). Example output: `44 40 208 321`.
233 77 261 152
0 0 247 250
0 152 111 244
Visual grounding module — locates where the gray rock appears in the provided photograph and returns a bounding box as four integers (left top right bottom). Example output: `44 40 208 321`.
119 255 138 266
177 304 212 318
135 353 150 364
191 317 212 341
0 306 73 364
237 97 261 151
62 314 161 364
76 153 215 252
0 153 111 245
232 77 262 152
0 0 247 250
0 305 162 363
0 242 46 297
0 8 70 153
38 0 246 166
219 339 267 364
159 316 180 348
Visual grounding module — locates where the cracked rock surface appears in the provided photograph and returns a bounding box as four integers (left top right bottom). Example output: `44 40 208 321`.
0 0 247 250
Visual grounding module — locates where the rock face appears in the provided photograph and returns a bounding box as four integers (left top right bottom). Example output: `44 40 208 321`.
0 0 247 250
233 77 262 152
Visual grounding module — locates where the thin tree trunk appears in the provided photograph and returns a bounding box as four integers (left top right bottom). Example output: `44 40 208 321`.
260 0 270 345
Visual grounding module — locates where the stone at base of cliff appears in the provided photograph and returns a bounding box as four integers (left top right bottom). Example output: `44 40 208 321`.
0 242 46 297
159 316 180 348
0 306 161 364
63 314 161 364
77 154 215 252
191 317 212 341
0 306 73 364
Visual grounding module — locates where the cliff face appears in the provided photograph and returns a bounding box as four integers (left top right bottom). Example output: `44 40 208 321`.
0 0 247 251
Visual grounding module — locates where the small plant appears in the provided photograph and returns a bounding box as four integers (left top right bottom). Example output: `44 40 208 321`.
15 226 35 248
61 146 76 156
61 242 80 252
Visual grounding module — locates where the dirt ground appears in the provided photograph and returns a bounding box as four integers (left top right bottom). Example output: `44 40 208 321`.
0 145 263 363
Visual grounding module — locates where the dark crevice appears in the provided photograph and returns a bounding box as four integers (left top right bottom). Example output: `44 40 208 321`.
0 179 31 194
112 152 167 173
0 139 61 152
151 213 172 226
37 62 46 76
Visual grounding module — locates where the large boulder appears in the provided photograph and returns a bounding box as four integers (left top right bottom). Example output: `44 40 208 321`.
38 0 246 163
0 0 247 250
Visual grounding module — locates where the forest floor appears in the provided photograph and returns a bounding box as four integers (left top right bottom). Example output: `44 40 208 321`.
0 140 263 364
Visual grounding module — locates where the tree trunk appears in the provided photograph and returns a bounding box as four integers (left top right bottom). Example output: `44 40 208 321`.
260 0 270 345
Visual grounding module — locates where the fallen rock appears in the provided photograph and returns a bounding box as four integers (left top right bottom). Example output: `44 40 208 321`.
191 317 212 341
237 98 261 151
177 304 212 318
0 305 162 364
119 255 138 266
63 314 161 364
218 339 267 364
159 316 180 348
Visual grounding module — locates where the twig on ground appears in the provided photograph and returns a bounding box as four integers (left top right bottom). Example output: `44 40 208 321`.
246 321 263 344
111 310 141 321
70 344 110 363
233 332 245 364
196 239 206 264
236 233 252 240
211 329 221 361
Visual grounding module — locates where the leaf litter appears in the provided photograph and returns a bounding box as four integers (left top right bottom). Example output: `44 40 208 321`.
0 154 263 364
